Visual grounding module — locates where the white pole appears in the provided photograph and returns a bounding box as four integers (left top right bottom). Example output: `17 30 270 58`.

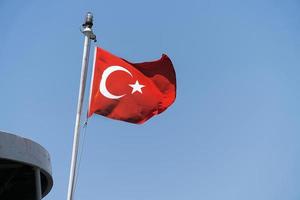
34 167 42 200
67 12 96 200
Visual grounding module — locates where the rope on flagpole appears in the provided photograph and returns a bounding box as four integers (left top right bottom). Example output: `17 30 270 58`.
74 118 89 193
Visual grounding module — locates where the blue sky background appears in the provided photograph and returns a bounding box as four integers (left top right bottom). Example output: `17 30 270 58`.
1 0 300 199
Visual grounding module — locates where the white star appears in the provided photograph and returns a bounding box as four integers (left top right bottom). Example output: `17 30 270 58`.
128 80 145 94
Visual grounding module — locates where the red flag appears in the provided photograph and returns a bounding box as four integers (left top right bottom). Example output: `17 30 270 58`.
88 47 176 124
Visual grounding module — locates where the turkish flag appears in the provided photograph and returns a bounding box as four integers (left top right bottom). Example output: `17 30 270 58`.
88 47 176 124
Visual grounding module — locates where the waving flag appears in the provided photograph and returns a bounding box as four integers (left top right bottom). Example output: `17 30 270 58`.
88 47 176 124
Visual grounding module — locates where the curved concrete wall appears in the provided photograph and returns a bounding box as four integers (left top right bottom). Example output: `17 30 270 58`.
0 131 53 197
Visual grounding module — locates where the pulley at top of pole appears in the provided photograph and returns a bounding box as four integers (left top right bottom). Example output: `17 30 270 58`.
81 12 97 42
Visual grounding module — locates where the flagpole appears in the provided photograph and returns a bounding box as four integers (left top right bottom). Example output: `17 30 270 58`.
67 12 96 200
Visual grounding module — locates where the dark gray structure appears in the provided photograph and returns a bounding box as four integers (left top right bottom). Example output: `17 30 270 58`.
0 131 53 199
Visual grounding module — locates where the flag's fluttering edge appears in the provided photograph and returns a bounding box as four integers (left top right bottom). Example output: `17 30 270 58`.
88 47 176 124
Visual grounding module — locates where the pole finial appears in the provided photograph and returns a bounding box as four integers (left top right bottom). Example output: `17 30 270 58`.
81 12 96 42
83 12 93 28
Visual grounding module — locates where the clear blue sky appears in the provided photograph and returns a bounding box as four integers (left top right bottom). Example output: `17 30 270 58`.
1 0 300 199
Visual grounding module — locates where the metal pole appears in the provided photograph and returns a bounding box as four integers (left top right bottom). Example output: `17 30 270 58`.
34 167 42 200
67 12 96 200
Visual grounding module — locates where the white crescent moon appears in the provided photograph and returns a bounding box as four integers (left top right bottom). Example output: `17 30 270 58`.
100 65 132 99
